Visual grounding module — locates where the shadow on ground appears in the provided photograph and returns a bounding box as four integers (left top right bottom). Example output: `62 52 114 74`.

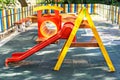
0 19 120 80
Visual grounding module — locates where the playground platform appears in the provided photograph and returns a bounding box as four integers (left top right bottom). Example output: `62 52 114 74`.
0 15 120 80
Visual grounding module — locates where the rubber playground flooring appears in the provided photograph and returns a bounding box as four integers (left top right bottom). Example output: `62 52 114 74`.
0 15 120 80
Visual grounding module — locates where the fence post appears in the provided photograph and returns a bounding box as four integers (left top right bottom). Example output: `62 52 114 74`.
114 6 117 23
11 9 14 27
7 9 11 29
74 4 77 13
3 9 7 31
14 8 17 22
111 5 114 24
68 4 70 13
62 4 65 13
118 7 120 29
107 5 109 21
0 9 3 32
93 4 96 14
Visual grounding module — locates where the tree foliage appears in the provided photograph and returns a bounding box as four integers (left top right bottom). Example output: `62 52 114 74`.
0 0 15 9
0 0 28 9
37 0 120 5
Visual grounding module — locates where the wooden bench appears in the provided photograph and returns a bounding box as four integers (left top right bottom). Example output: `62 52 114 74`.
28 16 37 23
14 17 31 32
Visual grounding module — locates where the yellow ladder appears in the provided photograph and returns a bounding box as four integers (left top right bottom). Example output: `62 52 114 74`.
54 7 115 72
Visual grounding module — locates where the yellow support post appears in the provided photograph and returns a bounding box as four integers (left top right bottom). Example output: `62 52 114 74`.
54 7 115 72
54 8 85 70
85 9 115 72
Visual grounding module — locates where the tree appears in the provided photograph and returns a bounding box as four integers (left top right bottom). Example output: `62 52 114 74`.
0 0 29 9
0 0 16 9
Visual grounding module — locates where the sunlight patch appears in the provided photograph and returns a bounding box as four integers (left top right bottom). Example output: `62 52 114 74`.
41 74 53 79
36 50 56 55
72 53 100 57
0 73 23 77
73 73 86 77
0 70 31 77
104 77 116 80
24 76 37 80
0 49 13 54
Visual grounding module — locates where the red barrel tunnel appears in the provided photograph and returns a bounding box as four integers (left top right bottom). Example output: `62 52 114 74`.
37 10 61 41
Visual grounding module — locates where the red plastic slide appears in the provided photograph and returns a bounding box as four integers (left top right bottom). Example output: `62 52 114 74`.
5 22 74 66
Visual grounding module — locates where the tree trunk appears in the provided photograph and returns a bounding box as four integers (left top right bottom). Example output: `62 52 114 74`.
18 0 27 7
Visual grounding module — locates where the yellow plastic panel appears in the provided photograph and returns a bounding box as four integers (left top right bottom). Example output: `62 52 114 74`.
34 5 63 11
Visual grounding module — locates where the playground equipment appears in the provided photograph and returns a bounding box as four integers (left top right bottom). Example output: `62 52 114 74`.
35 6 63 42
5 21 74 66
54 7 115 72
5 6 115 72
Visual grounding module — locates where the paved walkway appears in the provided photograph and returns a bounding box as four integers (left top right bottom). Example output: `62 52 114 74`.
0 15 120 80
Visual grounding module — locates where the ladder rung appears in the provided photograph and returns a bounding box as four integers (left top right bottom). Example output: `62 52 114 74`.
70 42 99 47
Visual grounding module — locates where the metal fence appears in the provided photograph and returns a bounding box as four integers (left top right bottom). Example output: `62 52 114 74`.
0 4 97 33
39 4 97 14
0 6 34 33
97 4 120 26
